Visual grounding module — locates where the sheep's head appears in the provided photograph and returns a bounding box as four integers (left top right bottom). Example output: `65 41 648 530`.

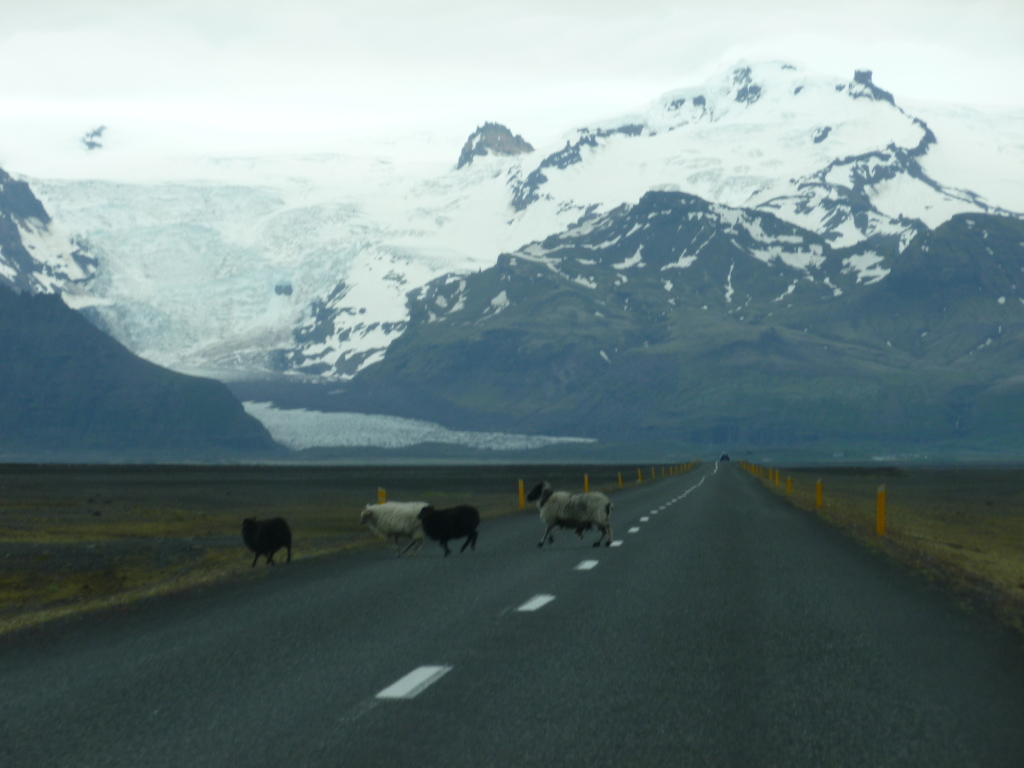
417 505 435 520
526 482 549 503
359 506 375 525
241 518 258 547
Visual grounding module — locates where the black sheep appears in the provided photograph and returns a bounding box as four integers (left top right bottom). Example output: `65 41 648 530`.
417 505 480 556
242 517 292 567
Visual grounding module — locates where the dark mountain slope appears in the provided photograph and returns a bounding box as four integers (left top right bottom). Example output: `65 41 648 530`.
0 285 280 461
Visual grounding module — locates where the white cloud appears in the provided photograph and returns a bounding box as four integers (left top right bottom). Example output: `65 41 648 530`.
0 0 1021 174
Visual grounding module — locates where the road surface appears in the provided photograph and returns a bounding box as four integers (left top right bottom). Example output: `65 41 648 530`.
2 462 1023 766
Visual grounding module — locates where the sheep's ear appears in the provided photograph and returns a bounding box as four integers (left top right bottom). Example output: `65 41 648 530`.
526 483 544 501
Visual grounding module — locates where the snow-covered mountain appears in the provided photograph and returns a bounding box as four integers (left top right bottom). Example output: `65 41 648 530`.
9 61 1023 385
329 194 1024 456
0 167 95 294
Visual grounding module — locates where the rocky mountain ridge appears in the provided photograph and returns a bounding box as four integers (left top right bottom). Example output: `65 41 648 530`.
457 122 534 169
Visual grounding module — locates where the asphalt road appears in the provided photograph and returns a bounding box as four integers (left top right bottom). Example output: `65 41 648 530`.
3 462 1024 767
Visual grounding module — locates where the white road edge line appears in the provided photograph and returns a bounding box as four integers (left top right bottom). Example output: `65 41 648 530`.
517 594 556 612
575 560 599 571
376 666 453 700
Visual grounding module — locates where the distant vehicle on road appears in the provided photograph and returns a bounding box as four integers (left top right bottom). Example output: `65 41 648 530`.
720 454 730 461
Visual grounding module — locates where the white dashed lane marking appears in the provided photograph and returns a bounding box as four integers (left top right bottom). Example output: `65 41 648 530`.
628 527 640 534
517 594 556 612
376 666 452 700
610 541 624 547
640 516 649 522
575 560 599 571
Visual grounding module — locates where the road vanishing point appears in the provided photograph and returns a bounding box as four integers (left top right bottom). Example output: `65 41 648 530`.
2 463 1023 767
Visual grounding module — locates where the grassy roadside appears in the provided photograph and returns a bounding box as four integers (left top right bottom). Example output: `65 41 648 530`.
0 462 697 636
748 464 1024 636
0 540 376 638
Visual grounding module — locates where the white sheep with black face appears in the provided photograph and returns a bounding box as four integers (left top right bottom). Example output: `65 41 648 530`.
360 501 429 557
527 481 613 548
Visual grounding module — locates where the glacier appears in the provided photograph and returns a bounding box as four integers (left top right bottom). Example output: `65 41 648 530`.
243 401 595 450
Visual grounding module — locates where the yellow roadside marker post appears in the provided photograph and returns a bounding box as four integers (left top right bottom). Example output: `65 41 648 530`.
651 467 655 481
618 472 623 488
518 480 525 510
816 480 822 510
786 476 792 495
377 487 387 504
584 474 589 493
877 485 886 536
774 469 780 487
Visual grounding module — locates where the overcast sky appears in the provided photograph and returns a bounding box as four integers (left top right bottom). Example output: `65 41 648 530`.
0 0 1021 168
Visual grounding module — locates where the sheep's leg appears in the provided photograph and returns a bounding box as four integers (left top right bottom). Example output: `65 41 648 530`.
537 524 556 548
460 531 477 553
268 551 275 565
442 540 452 557
286 545 291 563
251 553 259 568
598 523 614 547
